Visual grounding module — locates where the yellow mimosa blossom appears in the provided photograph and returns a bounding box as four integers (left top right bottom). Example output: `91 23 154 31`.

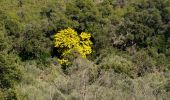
54 28 93 65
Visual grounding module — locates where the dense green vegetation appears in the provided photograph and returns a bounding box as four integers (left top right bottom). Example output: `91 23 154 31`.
0 0 170 99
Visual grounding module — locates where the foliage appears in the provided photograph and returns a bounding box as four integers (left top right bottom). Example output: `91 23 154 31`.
100 54 135 77
54 28 92 65
0 0 170 99
18 24 52 60
50 58 169 100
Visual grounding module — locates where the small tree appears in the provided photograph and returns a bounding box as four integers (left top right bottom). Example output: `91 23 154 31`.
54 28 92 65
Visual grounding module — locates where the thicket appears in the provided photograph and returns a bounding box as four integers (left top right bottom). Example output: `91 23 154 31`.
0 0 169 99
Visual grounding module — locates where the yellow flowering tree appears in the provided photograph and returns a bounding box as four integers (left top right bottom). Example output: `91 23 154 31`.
54 28 92 65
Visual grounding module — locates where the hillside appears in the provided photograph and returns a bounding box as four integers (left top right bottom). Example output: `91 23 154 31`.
0 0 170 99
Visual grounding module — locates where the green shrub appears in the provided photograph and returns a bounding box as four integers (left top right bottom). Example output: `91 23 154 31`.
100 54 135 77
132 50 157 76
